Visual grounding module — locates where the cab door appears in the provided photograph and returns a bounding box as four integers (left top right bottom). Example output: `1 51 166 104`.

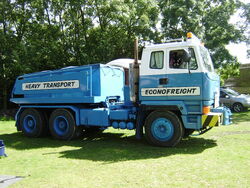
140 46 203 102
139 47 168 101
165 47 202 100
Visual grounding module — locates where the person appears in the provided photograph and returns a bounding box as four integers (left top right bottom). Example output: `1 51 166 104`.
170 51 183 68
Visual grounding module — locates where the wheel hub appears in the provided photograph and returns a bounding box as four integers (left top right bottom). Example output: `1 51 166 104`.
59 121 66 129
23 115 37 133
28 119 35 128
54 116 69 135
160 125 166 132
152 118 174 141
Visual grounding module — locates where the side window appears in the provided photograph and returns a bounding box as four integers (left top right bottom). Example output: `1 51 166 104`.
150 51 164 69
169 48 197 70
189 48 198 70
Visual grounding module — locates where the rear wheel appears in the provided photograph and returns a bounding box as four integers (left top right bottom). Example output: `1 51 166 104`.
20 108 46 137
49 109 77 140
145 111 184 147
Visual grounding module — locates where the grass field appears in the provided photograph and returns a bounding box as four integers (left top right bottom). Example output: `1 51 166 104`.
0 111 250 188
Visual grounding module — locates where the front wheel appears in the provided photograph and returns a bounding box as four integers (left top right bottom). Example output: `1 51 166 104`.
49 109 77 140
145 111 184 147
232 103 244 112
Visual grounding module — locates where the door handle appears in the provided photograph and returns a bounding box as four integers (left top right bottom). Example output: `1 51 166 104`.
159 78 168 85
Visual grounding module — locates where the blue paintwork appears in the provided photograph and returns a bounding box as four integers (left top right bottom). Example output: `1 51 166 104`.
80 108 110 127
181 115 201 129
123 86 133 105
16 104 136 129
10 64 124 104
79 105 136 127
110 109 129 120
140 72 219 104
140 73 203 101
151 118 174 141
139 72 222 129
53 116 70 136
141 100 188 114
202 72 220 106
112 121 119 128
23 115 37 133
126 122 134 130
119 122 127 129
111 121 134 129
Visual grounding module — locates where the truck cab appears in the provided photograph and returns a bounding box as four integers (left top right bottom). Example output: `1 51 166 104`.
134 33 231 146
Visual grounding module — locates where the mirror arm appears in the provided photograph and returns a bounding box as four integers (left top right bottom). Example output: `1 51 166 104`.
188 61 191 74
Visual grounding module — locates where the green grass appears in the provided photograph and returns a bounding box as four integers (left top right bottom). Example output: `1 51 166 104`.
1 111 250 188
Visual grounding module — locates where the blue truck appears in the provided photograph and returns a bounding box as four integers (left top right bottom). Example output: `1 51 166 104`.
10 33 231 147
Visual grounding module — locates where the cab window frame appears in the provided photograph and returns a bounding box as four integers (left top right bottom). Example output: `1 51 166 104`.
169 48 198 70
149 51 164 69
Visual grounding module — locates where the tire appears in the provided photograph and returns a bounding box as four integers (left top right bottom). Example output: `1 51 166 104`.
144 111 184 147
232 103 244 112
49 109 77 140
19 108 46 137
183 129 195 138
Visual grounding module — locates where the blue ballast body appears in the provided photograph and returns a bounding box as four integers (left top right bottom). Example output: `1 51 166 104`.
10 64 124 104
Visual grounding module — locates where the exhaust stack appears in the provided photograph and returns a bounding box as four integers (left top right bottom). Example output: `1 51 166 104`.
131 38 140 102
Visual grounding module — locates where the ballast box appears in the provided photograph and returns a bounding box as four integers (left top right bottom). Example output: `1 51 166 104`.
10 64 124 104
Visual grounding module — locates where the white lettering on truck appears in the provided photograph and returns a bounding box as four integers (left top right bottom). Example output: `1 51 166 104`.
141 87 200 96
22 80 80 90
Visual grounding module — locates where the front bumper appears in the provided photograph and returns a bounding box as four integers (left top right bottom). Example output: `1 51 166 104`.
201 107 232 129
202 113 220 128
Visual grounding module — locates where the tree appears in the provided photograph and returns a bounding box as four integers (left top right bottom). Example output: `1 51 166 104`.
0 0 30 110
240 2 250 59
85 0 159 63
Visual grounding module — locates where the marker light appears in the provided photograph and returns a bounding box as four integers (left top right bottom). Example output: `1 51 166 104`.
187 32 193 39
203 106 211 114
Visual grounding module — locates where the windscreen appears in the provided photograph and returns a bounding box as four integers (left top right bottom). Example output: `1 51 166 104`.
200 46 214 72
225 88 240 96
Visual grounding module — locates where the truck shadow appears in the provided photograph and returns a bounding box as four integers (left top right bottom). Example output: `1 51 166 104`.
60 134 217 163
0 131 217 162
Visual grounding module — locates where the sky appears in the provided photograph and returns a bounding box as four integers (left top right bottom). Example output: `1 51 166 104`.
226 0 249 64
226 43 249 64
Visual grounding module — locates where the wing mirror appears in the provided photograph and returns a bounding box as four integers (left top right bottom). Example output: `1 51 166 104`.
184 49 191 74
225 95 230 99
183 50 191 62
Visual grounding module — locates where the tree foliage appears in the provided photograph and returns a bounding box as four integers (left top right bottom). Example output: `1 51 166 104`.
240 2 250 58
0 0 248 109
159 0 243 67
